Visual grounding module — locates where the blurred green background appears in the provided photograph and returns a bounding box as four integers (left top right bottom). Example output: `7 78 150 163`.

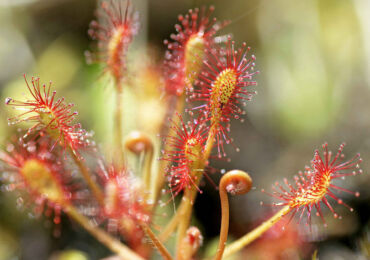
0 0 370 259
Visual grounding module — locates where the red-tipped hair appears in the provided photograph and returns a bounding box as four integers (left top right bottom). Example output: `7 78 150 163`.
262 143 362 226
163 6 229 96
190 38 258 157
6 76 90 158
162 113 208 197
87 0 139 84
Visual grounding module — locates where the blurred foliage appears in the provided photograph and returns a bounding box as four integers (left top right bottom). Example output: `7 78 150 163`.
50 250 88 260
0 0 369 259
0 227 18 260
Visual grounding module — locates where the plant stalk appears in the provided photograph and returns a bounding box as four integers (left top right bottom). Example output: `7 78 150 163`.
114 80 125 167
214 178 230 260
142 144 154 192
141 223 173 260
70 148 104 207
158 199 188 242
223 205 291 258
176 187 197 260
65 204 144 260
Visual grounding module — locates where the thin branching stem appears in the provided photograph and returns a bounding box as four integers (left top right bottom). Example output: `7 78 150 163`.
70 148 104 206
142 144 154 192
214 178 231 260
223 205 291 258
141 223 173 260
65 204 144 260
114 80 125 167
158 200 188 242
176 187 197 259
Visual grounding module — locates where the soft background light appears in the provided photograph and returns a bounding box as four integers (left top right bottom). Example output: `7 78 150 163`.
0 0 369 259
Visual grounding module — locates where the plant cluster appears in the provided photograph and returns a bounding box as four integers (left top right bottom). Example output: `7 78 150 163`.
1 1 363 259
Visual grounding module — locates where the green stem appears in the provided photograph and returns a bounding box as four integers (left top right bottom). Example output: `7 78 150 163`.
114 80 125 167
142 145 153 192
158 197 188 242
223 205 291 258
141 223 173 260
203 124 217 161
176 188 197 260
70 148 104 207
214 179 230 260
65 204 144 260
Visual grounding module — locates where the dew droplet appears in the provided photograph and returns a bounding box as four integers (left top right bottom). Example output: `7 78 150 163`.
5 97 12 104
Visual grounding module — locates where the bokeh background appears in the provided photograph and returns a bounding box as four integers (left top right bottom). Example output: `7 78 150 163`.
1 0 370 259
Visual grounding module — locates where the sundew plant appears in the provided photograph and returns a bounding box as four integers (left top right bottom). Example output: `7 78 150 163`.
0 0 368 259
